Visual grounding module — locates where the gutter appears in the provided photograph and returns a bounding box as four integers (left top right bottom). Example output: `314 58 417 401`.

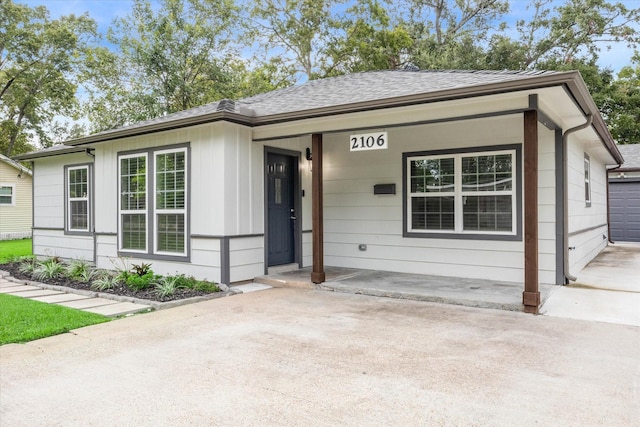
605 162 623 244
562 114 593 283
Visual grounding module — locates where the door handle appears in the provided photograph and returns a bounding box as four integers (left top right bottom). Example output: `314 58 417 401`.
290 216 297 220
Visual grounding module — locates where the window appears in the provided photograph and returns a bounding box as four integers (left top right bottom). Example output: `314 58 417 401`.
404 145 521 240
584 153 591 207
155 149 186 254
66 166 91 232
0 185 15 205
118 146 188 258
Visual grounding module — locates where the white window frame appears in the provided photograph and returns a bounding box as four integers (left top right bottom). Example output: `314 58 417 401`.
584 153 591 207
118 152 149 254
153 147 187 256
406 149 517 236
66 165 91 232
0 184 15 206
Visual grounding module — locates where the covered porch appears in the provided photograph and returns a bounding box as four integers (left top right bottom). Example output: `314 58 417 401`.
255 267 555 312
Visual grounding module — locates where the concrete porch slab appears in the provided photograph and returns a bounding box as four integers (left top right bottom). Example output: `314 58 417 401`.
255 267 553 312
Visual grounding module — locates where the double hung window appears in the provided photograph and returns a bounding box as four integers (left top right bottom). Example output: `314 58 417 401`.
118 146 188 258
405 145 520 239
66 165 91 233
584 154 591 207
0 185 14 205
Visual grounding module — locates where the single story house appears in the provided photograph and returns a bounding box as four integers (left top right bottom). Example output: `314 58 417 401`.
15 70 623 313
608 144 640 242
0 153 33 240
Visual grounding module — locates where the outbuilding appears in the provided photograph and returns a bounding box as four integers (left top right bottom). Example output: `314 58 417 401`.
0 153 33 240
15 70 623 313
608 144 640 242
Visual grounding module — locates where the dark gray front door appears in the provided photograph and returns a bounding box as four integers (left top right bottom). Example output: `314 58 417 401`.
610 180 640 242
267 153 296 266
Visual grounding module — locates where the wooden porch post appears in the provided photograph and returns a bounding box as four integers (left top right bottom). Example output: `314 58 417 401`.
311 133 325 283
523 110 540 313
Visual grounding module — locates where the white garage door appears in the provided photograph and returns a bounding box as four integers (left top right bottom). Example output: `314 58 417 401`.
610 180 640 242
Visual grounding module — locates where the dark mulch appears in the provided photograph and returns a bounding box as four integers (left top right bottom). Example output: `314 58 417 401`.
0 262 219 303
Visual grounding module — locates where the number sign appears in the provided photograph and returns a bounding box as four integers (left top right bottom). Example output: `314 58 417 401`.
350 132 388 152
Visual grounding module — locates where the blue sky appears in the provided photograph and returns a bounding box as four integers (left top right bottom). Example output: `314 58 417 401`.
15 0 640 73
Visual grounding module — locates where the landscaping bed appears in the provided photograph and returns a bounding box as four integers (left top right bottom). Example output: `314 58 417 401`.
0 257 222 303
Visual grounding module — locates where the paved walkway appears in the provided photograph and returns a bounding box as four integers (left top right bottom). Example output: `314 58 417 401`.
0 276 152 317
540 242 640 326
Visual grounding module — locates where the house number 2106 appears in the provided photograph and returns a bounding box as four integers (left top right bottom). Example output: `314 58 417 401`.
350 132 388 152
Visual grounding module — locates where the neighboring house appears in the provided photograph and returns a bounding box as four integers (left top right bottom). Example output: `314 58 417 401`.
0 153 33 240
14 70 623 313
608 144 640 242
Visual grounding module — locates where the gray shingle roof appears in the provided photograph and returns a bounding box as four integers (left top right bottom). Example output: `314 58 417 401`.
616 144 640 169
74 69 562 141
238 69 557 116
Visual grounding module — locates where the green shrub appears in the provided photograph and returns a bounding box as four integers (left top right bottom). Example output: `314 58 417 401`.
32 258 65 281
168 274 219 293
17 257 37 275
125 271 158 291
65 259 92 279
154 276 180 298
131 262 152 276
91 271 119 291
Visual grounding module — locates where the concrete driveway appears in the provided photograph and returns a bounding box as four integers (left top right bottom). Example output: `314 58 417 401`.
2 289 639 426
541 242 640 326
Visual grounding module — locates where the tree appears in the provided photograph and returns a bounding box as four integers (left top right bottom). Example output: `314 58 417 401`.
85 0 246 132
246 0 351 82
0 0 96 156
492 0 640 69
604 54 640 144
325 0 413 74
399 0 509 69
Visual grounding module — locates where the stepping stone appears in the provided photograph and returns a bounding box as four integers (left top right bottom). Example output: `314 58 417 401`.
6 289 63 298
232 283 272 293
0 285 43 293
56 297 117 310
31 293 89 304
84 302 151 317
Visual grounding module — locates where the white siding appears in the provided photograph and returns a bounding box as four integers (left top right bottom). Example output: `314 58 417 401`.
320 115 532 283
229 236 264 282
30 153 94 260
0 161 32 238
537 125 557 285
33 229 93 261
567 133 609 275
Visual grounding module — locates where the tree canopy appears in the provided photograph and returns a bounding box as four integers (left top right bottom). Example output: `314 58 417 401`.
1 0 639 156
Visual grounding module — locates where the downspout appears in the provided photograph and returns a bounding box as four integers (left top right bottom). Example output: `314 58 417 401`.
605 164 622 244
562 114 592 283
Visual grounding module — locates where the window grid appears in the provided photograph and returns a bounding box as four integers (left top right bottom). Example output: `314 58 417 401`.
67 166 90 232
155 149 187 255
584 154 591 207
407 150 516 235
119 154 148 252
0 185 14 205
118 148 188 257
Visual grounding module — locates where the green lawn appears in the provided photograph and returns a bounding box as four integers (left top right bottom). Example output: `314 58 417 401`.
0 238 32 263
0 294 110 345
